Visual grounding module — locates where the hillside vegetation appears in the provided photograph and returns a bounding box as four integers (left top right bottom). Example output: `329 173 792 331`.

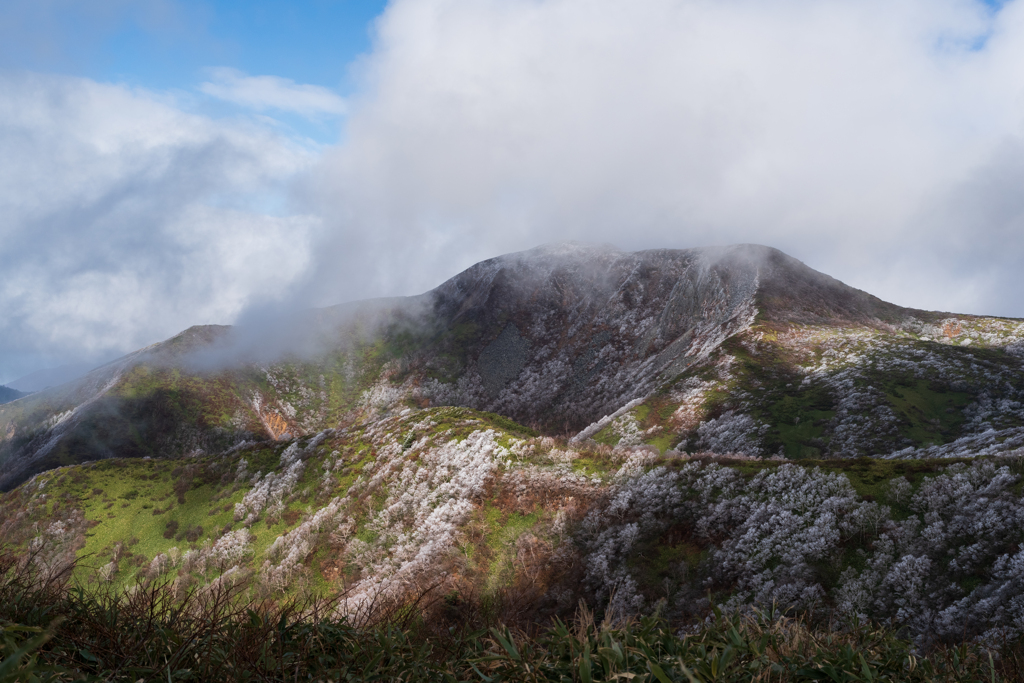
2 243 1024 678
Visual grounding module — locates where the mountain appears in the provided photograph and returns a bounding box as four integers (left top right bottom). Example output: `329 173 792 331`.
0 385 28 405
3 243 1021 492
5 243 1024 644
6 362 96 393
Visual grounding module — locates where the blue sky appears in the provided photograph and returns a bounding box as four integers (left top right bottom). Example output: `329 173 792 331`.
1 0 388 144
2 0 1024 385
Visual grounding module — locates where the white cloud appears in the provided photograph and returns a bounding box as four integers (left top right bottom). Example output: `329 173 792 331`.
200 67 348 117
294 0 1024 316
7 0 1024 383
0 71 317 381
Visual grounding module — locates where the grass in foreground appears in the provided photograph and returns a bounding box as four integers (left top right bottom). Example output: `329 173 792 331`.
2 551 1023 682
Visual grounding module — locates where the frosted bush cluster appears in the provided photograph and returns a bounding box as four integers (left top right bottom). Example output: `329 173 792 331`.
695 326 1024 460
701 465 868 610
571 398 644 443
234 431 331 523
148 552 173 576
606 414 647 448
884 429 1024 460
902 317 1024 347
27 510 85 581
331 429 516 614
614 447 660 477
359 363 410 412
669 377 720 431
259 367 331 434
834 460 1024 644
502 464 601 509
262 497 346 591
235 452 303 523
181 529 254 577
234 458 250 483
579 464 871 618
694 411 769 456
580 467 684 618
580 457 1024 644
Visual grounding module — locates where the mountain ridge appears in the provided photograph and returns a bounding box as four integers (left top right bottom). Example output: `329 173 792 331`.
1 243 1021 491
0 384 28 405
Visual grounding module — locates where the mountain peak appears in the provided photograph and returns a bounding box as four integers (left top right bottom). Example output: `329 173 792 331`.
2 243 1021 491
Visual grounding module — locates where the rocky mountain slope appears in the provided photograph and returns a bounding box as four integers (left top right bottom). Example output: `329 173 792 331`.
4 242 1024 644
3 243 1022 492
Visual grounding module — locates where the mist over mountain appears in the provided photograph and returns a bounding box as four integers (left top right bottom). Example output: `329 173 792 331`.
5 362 95 393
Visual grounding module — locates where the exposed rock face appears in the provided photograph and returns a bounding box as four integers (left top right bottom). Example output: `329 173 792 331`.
419 244 762 430
415 243 915 432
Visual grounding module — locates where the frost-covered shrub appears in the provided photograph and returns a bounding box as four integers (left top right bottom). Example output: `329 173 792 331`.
27 510 85 582
579 467 684 618
571 398 645 443
360 364 409 412
234 433 331 523
209 529 254 571
615 447 660 477
148 553 172 577
884 477 912 505
580 463 883 620
99 562 117 582
835 460 1024 644
234 458 250 483
706 466 869 610
694 411 768 456
328 429 518 615
262 498 345 592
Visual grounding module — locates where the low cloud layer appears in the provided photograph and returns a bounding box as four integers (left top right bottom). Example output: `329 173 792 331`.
4 0 1024 383
0 71 318 382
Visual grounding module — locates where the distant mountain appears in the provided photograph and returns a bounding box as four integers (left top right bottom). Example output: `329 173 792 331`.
6 362 95 393
0 385 27 405
1 243 1022 491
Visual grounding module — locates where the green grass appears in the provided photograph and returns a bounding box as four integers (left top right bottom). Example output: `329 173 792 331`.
485 509 540 552
592 424 620 447
644 431 679 453
23 448 333 588
570 454 616 478
764 388 836 458
482 508 541 592
883 379 970 445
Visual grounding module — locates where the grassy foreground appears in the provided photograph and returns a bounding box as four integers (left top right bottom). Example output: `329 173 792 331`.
0 553 1019 682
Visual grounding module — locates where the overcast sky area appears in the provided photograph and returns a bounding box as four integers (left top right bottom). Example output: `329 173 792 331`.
2 0 1024 384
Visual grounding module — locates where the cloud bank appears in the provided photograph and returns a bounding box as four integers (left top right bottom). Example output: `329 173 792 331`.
300 0 1024 317
5 0 1024 382
0 71 318 382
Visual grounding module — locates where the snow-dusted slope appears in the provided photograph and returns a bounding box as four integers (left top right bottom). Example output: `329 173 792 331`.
3 243 1021 490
